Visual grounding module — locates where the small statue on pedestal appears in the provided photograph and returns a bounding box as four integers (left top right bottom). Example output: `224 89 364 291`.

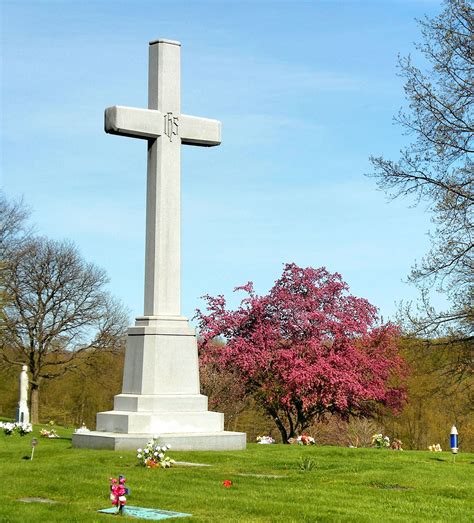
15 365 30 424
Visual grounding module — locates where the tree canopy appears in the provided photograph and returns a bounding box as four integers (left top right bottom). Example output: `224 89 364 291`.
196 263 406 443
0 193 128 423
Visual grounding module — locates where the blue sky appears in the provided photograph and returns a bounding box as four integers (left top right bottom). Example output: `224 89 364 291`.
1 0 444 323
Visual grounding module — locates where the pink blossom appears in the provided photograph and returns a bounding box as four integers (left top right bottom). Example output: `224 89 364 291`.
196 264 407 443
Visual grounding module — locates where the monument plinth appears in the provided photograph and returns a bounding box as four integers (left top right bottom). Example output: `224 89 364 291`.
72 39 246 451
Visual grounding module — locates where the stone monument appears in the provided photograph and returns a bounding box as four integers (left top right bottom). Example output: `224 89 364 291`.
73 39 246 451
15 365 30 424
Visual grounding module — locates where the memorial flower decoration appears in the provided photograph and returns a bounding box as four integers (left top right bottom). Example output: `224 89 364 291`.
0 422 16 435
0 421 32 436
16 422 33 436
110 475 129 514
256 435 275 444
40 428 59 438
222 480 233 488
371 433 390 448
74 423 90 434
428 443 442 452
297 434 316 446
40 420 59 438
390 438 403 451
137 439 175 468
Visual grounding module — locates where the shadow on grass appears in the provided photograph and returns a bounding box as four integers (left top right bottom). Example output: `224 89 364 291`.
370 482 414 490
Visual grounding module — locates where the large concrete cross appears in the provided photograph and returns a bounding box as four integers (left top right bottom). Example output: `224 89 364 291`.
105 39 221 317
72 39 246 451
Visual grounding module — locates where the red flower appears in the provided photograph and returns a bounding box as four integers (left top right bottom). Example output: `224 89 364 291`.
223 480 233 488
109 475 128 508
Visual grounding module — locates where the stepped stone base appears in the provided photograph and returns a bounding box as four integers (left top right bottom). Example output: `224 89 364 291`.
96 399 224 434
72 430 246 451
71 316 247 452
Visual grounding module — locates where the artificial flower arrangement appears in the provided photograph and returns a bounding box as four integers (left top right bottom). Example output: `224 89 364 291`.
390 438 403 451
110 475 128 514
0 421 33 436
74 423 90 434
0 422 16 435
40 428 59 438
14 422 32 435
137 439 175 468
256 435 275 444
428 443 442 452
297 434 316 446
39 420 59 438
371 433 390 448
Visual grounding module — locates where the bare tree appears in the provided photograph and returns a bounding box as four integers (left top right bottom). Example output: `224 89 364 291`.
0 192 31 252
0 193 32 323
368 0 473 383
1 235 128 423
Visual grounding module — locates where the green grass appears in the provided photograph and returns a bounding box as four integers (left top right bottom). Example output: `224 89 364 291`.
0 424 472 522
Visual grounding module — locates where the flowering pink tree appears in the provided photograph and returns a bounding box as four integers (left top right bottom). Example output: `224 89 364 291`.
196 264 407 443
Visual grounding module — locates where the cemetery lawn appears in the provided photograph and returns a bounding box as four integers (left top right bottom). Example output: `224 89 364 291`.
0 425 472 522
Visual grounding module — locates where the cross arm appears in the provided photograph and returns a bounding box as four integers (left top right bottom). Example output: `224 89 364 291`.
180 115 221 147
104 106 221 146
105 105 163 139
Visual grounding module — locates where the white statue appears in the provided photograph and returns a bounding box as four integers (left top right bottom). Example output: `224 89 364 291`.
15 365 30 424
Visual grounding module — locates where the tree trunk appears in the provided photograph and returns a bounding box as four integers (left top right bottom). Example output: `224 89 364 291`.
30 383 40 424
276 418 289 444
268 407 288 443
285 408 296 440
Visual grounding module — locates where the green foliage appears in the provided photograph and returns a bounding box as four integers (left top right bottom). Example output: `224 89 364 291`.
2 334 468 452
0 424 472 522
0 349 124 428
298 456 315 471
382 338 473 451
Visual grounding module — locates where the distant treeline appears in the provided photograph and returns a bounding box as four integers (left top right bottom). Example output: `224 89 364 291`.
0 337 471 451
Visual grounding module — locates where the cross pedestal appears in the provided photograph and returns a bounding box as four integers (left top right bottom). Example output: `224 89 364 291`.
72 39 245 451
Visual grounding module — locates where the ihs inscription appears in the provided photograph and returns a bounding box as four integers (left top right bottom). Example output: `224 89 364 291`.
164 112 179 141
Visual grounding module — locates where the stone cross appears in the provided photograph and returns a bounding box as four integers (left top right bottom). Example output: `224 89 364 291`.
105 39 221 317
72 39 246 450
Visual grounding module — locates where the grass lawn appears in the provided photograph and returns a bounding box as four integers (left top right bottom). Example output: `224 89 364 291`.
0 424 472 522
